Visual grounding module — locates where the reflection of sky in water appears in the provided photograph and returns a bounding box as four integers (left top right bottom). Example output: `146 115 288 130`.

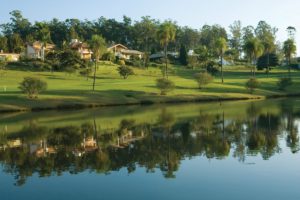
1 146 299 200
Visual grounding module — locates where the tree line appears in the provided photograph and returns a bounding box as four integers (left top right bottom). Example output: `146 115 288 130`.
0 10 296 67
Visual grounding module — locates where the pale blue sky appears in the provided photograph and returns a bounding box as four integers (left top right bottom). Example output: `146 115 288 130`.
1 0 300 54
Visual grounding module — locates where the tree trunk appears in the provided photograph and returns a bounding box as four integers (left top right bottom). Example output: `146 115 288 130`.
221 55 224 83
267 53 270 76
288 56 291 78
253 57 256 78
165 44 168 79
92 60 97 91
41 46 45 62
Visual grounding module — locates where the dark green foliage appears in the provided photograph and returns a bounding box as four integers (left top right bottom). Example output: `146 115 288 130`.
257 53 279 70
8 59 52 71
0 60 7 69
19 77 47 98
194 72 214 89
117 65 134 79
59 50 85 70
277 77 293 91
156 78 175 95
179 45 188 66
206 61 219 75
102 51 115 62
0 36 8 52
245 78 260 93
46 50 86 71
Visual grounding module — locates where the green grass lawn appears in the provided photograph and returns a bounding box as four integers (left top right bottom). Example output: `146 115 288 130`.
0 63 299 112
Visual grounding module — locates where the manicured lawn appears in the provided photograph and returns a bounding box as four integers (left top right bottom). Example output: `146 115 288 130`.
0 63 299 112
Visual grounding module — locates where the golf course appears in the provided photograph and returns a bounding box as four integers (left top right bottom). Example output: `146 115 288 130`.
0 62 299 112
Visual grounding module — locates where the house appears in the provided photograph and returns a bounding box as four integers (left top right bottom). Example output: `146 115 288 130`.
26 41 55 59
108 44 143 60
0 51 20 61
69 39 93 60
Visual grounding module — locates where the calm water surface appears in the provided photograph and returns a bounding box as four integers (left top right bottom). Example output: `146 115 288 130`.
0 99 300 200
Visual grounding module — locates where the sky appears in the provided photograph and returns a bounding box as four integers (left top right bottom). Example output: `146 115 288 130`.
1 0 300 54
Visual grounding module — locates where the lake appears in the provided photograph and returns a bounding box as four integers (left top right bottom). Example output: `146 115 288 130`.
0 98 300 200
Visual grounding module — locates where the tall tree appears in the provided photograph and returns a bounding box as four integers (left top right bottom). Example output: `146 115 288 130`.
229 20 242 59
283 39 297 77
1 10 31 40
179 44 188 66
34 22 52 61
216 37 228 83
200 25 227 57
89 35 106 91
157 21 176 78
287 26 296 41
0 36 8 52
133 16 157 68
8 33 23 53
243 37 264 77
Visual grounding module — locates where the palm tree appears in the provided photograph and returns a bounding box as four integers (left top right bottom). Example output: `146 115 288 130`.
216 37 227 83
157 21 176 79
35 23 51 61
243 38 264 77
283 39 297 77
89 35 106 91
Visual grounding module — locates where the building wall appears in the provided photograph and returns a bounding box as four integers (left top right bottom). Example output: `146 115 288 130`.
27 45 40 59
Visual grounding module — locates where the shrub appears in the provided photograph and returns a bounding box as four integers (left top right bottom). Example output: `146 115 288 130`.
245 78 260 94
117 65 134 79
19 77 47 98
194 72 214 89
156 78 175 95
118 59 126 66
277 77 293 91
206 61 219 75
0 60 7 70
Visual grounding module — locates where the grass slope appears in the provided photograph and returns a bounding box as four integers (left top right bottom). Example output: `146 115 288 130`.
0 63 299 112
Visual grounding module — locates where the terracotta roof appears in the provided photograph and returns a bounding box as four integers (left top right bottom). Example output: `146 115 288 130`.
28 41 55 50
70 41 89 49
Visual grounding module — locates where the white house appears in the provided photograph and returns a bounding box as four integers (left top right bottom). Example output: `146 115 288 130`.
108 44 143 60
26 41 55 59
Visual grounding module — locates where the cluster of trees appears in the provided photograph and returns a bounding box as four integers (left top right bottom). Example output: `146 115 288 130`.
0 11 296 69
0 101 299 185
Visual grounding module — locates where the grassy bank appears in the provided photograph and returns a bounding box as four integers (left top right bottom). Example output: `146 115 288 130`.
0 63 299 112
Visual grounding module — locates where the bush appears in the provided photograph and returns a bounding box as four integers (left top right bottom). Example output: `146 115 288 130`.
277 77 293 91
194 72 214 89
117 65 134 79
156 78 175 95
102 51 115 62
19 77 47 98
0 60 7 70
245 78 260 94
206 61 219 75
118 59 126 66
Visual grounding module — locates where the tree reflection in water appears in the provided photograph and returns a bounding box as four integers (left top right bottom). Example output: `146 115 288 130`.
0 100 299 186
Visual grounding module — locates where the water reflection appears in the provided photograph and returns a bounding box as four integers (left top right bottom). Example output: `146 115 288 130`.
0 99 300 186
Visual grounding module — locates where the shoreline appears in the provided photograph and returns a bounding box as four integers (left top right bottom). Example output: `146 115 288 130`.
1 93 299 114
